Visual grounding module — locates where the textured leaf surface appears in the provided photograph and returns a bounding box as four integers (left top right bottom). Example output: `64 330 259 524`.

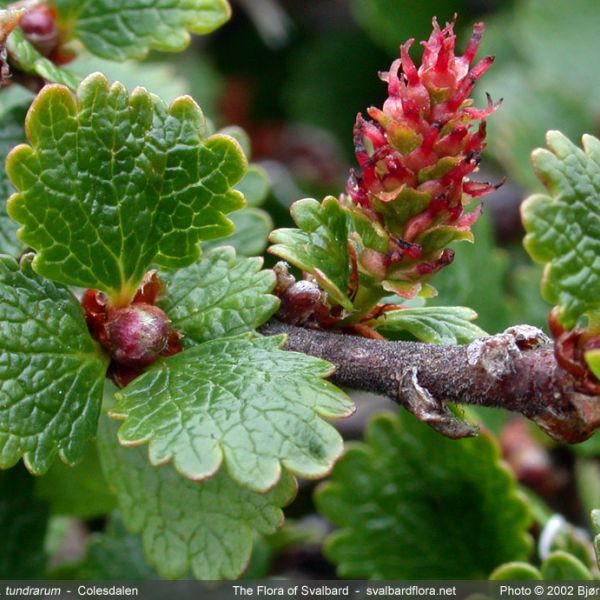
7 73 246 301
0 104 26 256
36 441 116 519
368 306 487 344
159 246 278 345
316 411 531 579
522 131 600 328
55 0 231 61
7 28 80 88
269 197 352 310
111 334 353 491
0 466 48 578
98 416 296 580
0 255 108 474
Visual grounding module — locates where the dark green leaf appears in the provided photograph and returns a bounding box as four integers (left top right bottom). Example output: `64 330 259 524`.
0 466 48 578
0 104 26 256
97 416 296 580
7 73 246 302
78 513 158 580
369 306 487 344
55 0 231 61
35 441 116 519
316 411 532 579
522 131 600 328
0 255 108 474
159 246 278 345
111 334 353 491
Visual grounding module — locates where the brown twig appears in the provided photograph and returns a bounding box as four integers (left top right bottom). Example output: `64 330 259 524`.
259 320 600 444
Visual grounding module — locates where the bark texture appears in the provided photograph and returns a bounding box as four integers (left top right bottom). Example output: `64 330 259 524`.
260 320 600 443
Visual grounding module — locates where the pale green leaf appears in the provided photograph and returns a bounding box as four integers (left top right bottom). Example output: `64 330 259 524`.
159 246 278 345
541 551 593 580
316 411 532 579
7 28 80 88
523 131 600 328
6 73 246 301
111 334 353 491
490 562 542 580
0 255 108 474
236 165 269 207
202 208 273 257
97 416 296 580
368 306 487 344
54 0 231 61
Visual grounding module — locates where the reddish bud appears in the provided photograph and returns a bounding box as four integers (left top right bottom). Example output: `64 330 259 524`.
104 303 170 367
20 6 59 57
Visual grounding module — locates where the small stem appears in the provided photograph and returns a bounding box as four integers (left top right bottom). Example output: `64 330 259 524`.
260 319 600 444
341 282 385 324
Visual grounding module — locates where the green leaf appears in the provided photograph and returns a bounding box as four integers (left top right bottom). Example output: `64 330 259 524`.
316 411 532 579
0 255 108 474
269 197 352 310
7 73 246 302
0 104 27 256
97 416 296 580
541 551 593 580
368 306 487 344
35 441 116 519
490 562 542 580
522 131 600 329
159 246 278 346
54 0 231 61
202 208 273 257
0 466 48 578
7 28 80 88
78 513 158 579
111 334 353 491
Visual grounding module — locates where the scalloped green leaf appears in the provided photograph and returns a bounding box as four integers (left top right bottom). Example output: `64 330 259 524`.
159 246 278 346
0 255 108 474
316 411 532 579
522 131 600 329
54 0 231 61
6 73 246 302
490 562 542 580
7 28 80 88
111 334 353 492
97 416 296 580
368 306 487 344
35 441 116 519
269 196 352 310
0 466 48 578
0 104 26 256
541 551 593 580
236 165 269 207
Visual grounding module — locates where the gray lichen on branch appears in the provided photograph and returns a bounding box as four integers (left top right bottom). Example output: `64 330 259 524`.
259 320 600 444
